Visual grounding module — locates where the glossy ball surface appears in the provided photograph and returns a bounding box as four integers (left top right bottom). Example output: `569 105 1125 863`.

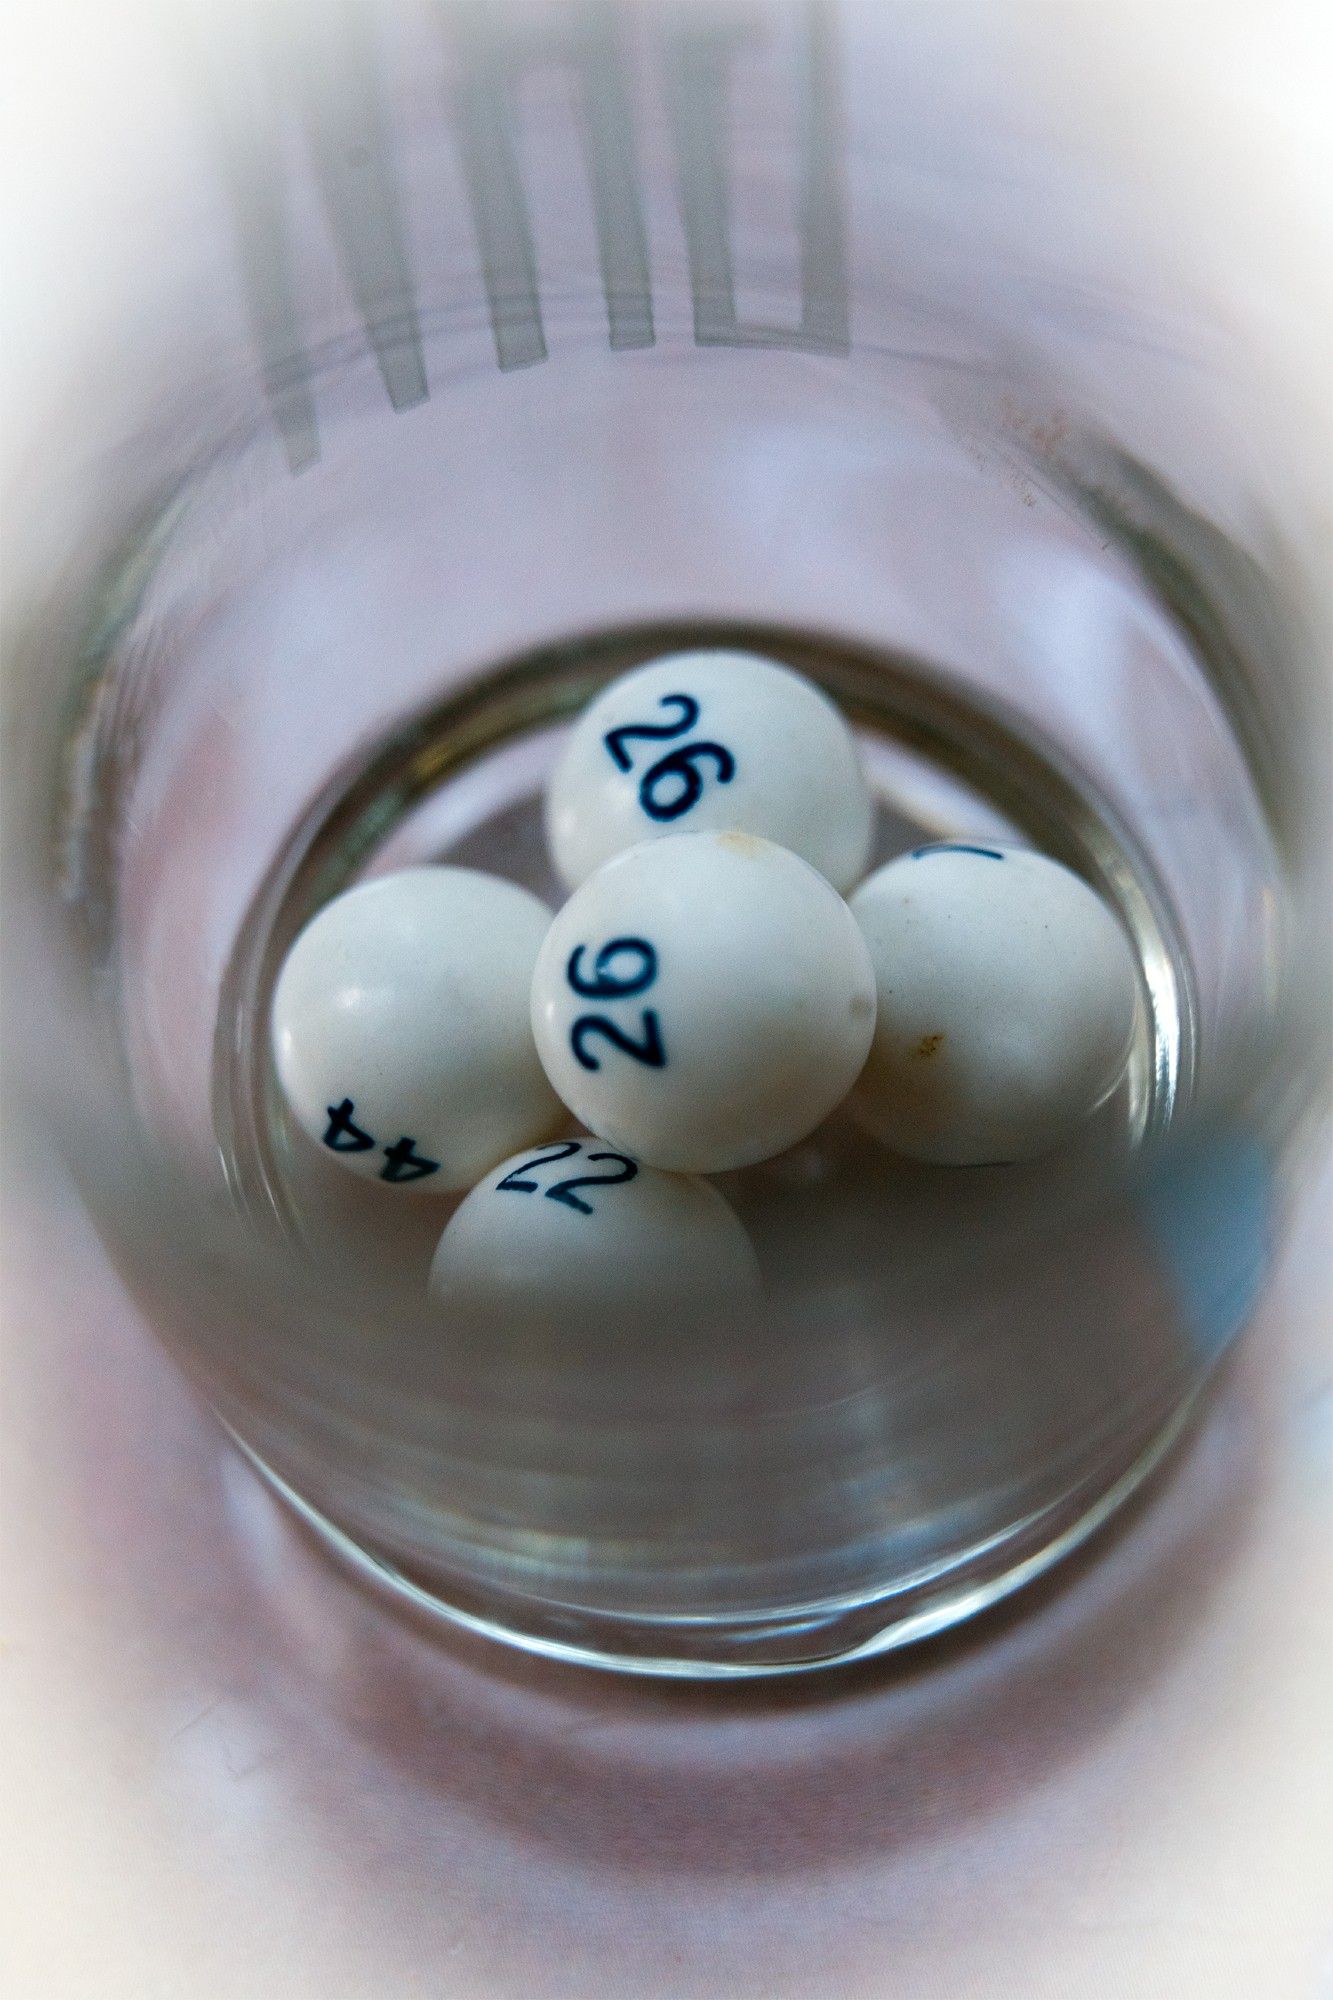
271 866 562 1193
545 650 874 892
849 841 1140 1164
428 1138 761 1330
530 831 878 1173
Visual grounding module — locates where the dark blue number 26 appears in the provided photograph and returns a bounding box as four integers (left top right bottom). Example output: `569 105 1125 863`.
565 935 667 1073
603 691 736 824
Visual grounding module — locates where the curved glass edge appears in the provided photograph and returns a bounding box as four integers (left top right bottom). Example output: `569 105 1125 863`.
221 1380 1207 1681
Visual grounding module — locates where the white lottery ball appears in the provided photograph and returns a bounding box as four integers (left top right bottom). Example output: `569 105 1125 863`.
530 831 878 1173
848 841 1140 1165
428 1139 761 1330
545 650 873 892
271 866 563 1193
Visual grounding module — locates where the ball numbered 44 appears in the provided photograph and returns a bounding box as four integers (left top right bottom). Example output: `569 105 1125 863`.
271 866 563 1192
530 831 878 1174
849 841 1141 1165
545 650 874 892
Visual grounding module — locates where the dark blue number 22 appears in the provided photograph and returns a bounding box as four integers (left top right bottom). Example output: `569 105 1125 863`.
497 1140 639 1215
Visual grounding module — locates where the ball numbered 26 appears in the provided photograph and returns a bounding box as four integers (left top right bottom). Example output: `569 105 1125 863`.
530 831 878 1174
545 650 874 892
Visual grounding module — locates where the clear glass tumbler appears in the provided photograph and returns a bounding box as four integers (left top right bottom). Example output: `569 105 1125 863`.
6 0 1328 1674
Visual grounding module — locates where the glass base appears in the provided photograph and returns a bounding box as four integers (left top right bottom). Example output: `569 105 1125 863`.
223 1383 1204 1679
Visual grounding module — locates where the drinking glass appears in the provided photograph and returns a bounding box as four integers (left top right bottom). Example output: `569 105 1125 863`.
6 0 1328 1674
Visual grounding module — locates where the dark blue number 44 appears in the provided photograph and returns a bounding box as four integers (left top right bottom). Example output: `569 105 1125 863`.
380 1135 440 1183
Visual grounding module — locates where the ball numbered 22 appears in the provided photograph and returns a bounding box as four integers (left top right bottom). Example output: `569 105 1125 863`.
428 1138 761 1332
